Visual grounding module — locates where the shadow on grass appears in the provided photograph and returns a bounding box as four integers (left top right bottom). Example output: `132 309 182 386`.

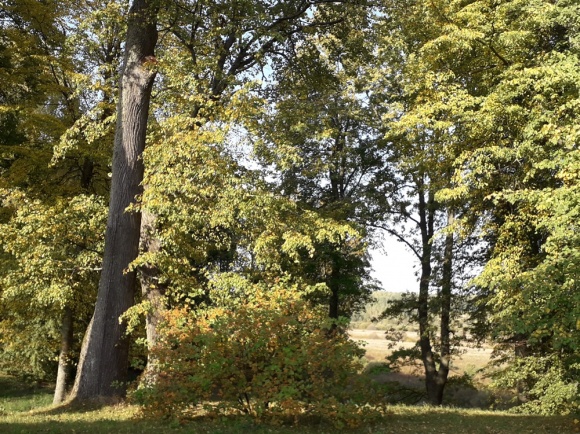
33 399 121 416
2 406 579 434
0 414 314 434
0 420 174 434
0 375 578 434
0 375 53 399
385 406 579 434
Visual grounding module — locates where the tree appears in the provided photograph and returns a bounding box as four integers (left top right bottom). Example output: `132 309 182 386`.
0 0 116 403
371 149 464 405
134 0 370 356
69 0 158 400
0 194 106 402
433 0 580 413
251 10 382 320
71 0 362 399
373 0 579 411
369 0 487 404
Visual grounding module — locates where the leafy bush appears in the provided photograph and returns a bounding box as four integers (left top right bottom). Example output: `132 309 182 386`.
490 355 579 415
133 283 387 427
444 373 493 409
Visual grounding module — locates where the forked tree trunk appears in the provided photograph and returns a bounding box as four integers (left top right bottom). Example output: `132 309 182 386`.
70 0 158 400
416 186 439 404
418 194 455 405
53 307 74 404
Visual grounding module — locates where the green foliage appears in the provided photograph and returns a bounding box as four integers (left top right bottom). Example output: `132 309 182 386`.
420 0 580 413
129 4 372 314
134 84 366 315
373 0 579 412
491 355 579 415
0 0 121 386
0 192 106 380
133 282 386 427
1 0 578 416
0 193 105 307
249 15 382 319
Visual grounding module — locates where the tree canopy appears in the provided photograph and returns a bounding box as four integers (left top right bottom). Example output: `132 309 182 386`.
0 0 577 415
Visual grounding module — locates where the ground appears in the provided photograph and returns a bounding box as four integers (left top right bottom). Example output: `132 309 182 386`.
0 374 578 433
0 326 572 433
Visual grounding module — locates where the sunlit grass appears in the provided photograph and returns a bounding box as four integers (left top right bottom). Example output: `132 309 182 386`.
0 374 577 433
0 375 53 414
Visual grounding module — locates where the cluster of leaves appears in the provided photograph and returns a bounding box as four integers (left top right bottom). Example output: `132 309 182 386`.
433 0 580 413
132 45 371 317
132 281 387 427
0 0 119 384
370 0 579 412
0 192 106 379
490 355 579 415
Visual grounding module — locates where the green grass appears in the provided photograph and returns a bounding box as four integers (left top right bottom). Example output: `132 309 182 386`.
0 374 578 434
0 375 53 414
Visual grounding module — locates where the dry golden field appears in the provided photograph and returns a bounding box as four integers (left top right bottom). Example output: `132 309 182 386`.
349 329 492 380
349 329 500 408
350 328 494 377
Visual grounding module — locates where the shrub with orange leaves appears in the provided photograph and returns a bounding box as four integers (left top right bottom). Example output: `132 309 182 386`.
132 282 387 426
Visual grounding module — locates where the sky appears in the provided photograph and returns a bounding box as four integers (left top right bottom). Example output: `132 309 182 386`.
369 234 418 293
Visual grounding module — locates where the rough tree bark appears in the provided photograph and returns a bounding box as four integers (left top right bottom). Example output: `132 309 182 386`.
69 0 158 400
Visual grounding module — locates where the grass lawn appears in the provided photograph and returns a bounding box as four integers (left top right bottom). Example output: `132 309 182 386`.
0 374 578 434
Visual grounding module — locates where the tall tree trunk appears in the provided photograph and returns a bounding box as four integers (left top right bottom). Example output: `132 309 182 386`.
53 307 74 404
70 0 158 400
328 286 340 320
